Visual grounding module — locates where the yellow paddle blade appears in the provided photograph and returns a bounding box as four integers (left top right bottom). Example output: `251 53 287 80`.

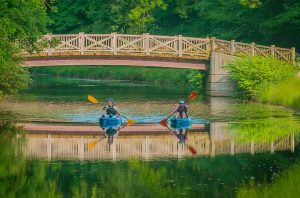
126 118 136 126
87 95 99 104
88 141 98 150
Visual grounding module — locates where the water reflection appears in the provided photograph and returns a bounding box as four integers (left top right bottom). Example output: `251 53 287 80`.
1 121 300 197
21 122 298 161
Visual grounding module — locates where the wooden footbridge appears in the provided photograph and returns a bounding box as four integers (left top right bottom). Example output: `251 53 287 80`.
20 123 297 161
23 33 296 96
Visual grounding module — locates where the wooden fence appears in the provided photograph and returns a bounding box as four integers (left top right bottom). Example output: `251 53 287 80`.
22 133 295 161
26 32 295 63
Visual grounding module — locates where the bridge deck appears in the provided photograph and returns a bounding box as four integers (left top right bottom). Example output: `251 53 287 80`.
17 123 208 135
24 55 207 69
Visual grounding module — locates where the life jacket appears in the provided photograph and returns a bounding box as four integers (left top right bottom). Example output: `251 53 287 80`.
106 127 118 136
177 104 187 113
106 105 118 116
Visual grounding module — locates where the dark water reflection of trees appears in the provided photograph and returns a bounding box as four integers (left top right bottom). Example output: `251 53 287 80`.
1 122 300 197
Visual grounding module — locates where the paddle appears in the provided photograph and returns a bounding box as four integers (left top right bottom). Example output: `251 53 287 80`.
161 123 197 155
159 91 198 126
88 123 130 150
88 95 99 104
118 114 136 125
87 95 136 125
88 135 106 150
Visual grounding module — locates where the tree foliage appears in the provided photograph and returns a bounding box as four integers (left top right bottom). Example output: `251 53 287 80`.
224 55 297 98
50 0 300 50
0 0 52 96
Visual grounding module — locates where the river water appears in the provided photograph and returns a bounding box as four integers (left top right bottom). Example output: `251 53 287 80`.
0 75 300 197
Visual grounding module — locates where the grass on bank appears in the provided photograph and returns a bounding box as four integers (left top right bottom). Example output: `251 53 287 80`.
29 66 205 92
259 76 300 109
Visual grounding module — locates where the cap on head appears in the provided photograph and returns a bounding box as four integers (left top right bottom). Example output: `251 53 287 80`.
107 98 114 103
179 100 185 104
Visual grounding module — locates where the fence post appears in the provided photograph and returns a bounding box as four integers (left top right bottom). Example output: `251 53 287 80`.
271 45 275 57
270 141 274 154
211 37 216 53
144 33 150 55
251 42 255 56
291 47 296 64
79 32 85 55
291 133 295 153
230 40 235 55
111 32 117 55
45 33 52 56
230 140 234 155
251 141 254 155
178 35 183 57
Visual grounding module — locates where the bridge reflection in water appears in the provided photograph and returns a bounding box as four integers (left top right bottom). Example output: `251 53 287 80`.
22 123 296 161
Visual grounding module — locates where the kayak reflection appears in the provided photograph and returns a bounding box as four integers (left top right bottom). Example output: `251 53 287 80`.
99 116 128 145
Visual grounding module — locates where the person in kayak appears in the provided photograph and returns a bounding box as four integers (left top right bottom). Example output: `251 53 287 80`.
105 127 120 145
173 128 188 144
103 98 120 118
175 100 188 119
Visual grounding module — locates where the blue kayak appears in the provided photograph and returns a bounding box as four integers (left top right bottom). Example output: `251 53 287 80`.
170 117 191 129
99 117 122 128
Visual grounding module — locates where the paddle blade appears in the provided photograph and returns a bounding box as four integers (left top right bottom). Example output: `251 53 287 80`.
88 141 98 150
187 145 197 155
126 118 136 125
159 119 168 127
87 95 99 104
187 91 198 102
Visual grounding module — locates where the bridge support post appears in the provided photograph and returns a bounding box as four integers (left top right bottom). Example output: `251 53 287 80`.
111 32 117 55
79 32 85 55
206 52 236 96
47 134 52 161
291 47 296 65
144 33 150 55
178 35 183 57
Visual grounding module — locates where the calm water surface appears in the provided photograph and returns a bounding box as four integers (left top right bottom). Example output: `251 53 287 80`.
0 75 300 197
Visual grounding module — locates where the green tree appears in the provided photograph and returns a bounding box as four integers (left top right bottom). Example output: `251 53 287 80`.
49 0 300 50
128 0 167 33
0 0 51 96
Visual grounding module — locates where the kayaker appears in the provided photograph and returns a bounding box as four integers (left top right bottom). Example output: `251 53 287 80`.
105 127 119 145
103 98 120 118
174 128 188 144
175 100 188 118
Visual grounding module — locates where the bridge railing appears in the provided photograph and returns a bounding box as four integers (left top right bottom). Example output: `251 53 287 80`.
28 32 295 63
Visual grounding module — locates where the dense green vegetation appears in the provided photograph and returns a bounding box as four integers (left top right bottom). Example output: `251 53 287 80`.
0 0 51 97
29 66 206 92
224 55 297 98
260 76 300 109
224 55 300 109
238 162 300 198
49 0 300 50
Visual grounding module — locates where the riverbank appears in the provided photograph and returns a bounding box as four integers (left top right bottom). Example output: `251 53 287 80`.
259 76 300 109
29 66 198 86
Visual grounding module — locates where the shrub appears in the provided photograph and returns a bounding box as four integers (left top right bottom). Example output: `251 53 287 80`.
187 71 205 93
224 55 297 98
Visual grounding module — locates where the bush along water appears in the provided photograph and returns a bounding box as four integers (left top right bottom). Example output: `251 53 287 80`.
224 55 299 109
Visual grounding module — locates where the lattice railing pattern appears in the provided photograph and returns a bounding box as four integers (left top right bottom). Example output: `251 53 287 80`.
26 32 296 63
23 133 295 160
